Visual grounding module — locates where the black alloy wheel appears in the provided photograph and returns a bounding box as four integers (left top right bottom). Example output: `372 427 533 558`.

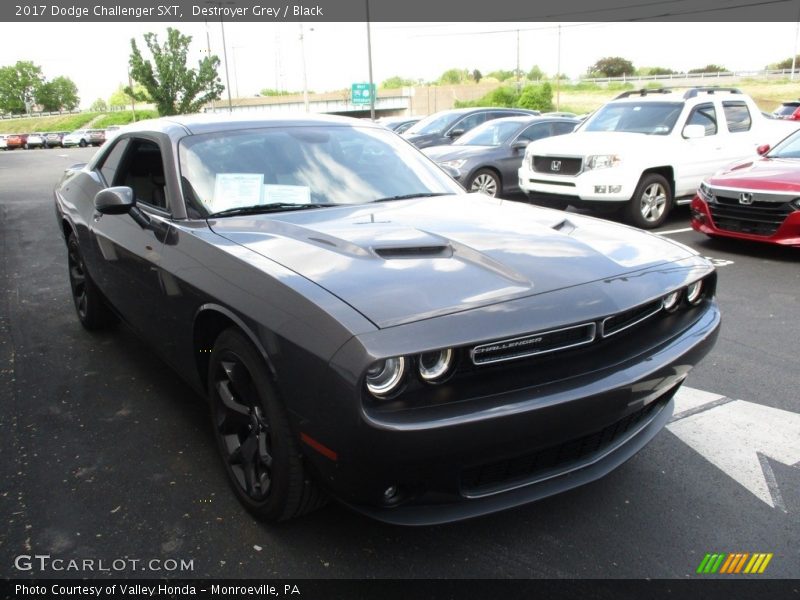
66 233 115 330
209 328 325 521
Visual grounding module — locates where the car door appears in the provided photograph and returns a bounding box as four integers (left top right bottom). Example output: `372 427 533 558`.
445 112 488 143
675 102 728 197
88 135 174 346
722 100 760 159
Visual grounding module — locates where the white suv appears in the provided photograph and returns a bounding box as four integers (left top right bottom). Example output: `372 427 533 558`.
518 87 798 228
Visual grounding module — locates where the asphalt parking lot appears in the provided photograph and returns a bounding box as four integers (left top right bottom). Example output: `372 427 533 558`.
1 147 798 580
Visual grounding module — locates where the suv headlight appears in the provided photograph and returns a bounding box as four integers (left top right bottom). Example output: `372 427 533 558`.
585 154 621 170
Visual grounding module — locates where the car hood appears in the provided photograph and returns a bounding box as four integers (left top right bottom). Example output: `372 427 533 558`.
209 195 693 328
709 157 800 191
527 131 665 157
423 145 496 162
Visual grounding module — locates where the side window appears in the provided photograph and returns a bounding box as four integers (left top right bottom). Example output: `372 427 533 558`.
723 101 752 133
98 138 130 186
452 112 486 135
553 121 578 136
115 139 168 211
685 103 717 136
517 123 552 143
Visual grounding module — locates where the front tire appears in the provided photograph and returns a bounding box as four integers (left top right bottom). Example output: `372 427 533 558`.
468 169 501 197
66 233 116 330
626 173 671 229
208 328 325 521
79 139 87 148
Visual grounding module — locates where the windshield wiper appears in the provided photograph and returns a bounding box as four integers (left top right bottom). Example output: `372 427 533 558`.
371 193 450 203
207 202 336 218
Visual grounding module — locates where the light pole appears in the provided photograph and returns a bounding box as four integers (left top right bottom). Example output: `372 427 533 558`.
299 24 312 112
232 45 245 99
206 0 234 113
365 0 376 120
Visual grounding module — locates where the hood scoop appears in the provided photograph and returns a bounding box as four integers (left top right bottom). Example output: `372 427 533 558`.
552 218 577 235
374 244 453 259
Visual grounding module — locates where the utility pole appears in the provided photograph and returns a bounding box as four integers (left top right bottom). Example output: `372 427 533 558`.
516 29 521 93
366 0 375 120
556 24 561 110
127 68 136 122
300 24 309 112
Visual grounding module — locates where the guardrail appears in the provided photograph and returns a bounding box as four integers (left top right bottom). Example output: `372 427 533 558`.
0 108 84 120
577 69 800 85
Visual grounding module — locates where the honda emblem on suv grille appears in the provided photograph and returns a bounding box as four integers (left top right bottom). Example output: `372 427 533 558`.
739 192 754 205
551 160 561 172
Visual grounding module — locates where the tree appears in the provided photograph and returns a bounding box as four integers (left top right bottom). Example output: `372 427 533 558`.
109 83 150 109
380 76 415 89
587 57 635 78
128 27 224 116
769 55 800 70
471 69 482 83
35 76 79 112
90 98 108 112
438 68 470 85
517 82 554 111
0 61 45 114
486 69 515 82
688 64 728 74
639 66 676 76
527 65 545 81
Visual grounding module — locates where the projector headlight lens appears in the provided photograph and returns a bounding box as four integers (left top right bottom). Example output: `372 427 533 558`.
418 348 455 383
365 357 406 398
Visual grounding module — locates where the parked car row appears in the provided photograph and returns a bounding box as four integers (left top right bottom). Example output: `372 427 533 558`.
0 128 108 150
403 89 798 247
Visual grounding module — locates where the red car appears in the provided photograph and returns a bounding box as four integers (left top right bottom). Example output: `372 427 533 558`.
4 133 27 150
691 131 800 247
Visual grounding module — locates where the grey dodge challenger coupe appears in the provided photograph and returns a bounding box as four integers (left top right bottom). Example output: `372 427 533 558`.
54 114 720 525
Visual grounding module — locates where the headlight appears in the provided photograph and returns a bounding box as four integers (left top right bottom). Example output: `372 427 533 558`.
585 154 621 170
697 182 714 202
686 280 704 305
662 290 682 312
365 357 406 398
439 159 467 170
417 348 455 383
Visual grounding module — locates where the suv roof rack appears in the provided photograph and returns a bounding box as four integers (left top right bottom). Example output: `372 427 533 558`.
613 88 672 100
682 87 743 99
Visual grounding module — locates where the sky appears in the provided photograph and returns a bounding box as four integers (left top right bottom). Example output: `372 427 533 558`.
1 21 799 108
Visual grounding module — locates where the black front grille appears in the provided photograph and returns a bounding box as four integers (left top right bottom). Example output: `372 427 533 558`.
471 323 595 365
601 299 663 338
532 156 582 176
461 398 667 496
709 196 796 237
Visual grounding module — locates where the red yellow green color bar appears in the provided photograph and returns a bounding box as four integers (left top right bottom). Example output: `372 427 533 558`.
696 552 773 574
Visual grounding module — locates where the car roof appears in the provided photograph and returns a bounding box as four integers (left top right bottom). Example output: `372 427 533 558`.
610 87 746 104
121 112 386 137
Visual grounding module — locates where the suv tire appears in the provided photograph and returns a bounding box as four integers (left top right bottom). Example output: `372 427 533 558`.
627 173 671 229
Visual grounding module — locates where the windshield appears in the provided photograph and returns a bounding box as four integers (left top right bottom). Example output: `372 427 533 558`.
404 112 462 136
584 101 683 135
453 119 523 146
773 104 799 116
767 129 800 158
179 125 461 216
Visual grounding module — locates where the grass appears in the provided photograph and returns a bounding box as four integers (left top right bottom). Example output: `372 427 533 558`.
92 110 159 128
553 80 800 115
0 113 100 134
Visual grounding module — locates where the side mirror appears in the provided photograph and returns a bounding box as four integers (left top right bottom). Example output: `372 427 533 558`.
511 140 529 151
682 124 706 139
756 144 770 156
448 128 465 139
94 186 151 229
94 186 135 214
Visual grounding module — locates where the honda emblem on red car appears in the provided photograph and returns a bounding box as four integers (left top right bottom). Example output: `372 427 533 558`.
739 192 754 205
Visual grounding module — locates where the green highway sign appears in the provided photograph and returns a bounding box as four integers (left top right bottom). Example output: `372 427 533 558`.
351 83 376 105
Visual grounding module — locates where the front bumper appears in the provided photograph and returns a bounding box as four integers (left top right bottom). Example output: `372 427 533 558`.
518 165 634 202
691 196 800 247
304 298 720 525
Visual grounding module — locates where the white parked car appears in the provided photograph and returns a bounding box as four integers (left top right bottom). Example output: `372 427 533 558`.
518 87 800 228
0 135 7 150
62 129 105 148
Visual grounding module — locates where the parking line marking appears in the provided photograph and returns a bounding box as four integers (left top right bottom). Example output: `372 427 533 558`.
656 227 694 235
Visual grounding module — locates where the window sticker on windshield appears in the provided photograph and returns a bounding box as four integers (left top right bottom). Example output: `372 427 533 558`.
263 184 311 204
212 173 264 210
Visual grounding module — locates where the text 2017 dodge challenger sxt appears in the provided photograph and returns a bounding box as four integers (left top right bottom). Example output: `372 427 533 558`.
54 114 720 525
